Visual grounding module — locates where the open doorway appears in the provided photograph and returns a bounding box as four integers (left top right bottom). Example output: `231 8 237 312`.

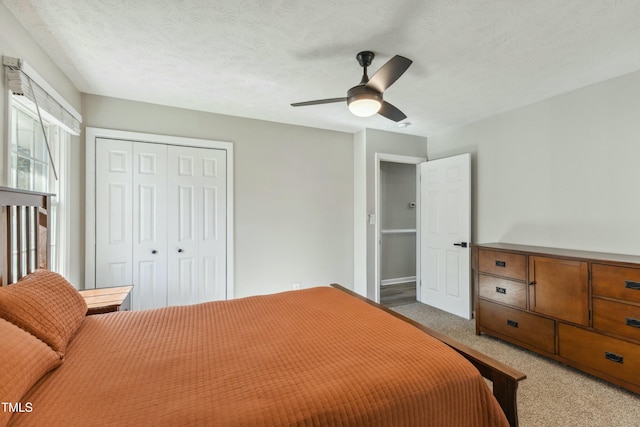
374 153 426 306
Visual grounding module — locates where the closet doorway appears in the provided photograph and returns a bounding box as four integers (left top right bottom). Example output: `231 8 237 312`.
374 153 426 305
85 128 234 309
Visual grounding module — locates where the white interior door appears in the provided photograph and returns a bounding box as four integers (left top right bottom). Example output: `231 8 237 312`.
167 145 227 306
132 142 168 310
95 138 133 287
419 153 471 319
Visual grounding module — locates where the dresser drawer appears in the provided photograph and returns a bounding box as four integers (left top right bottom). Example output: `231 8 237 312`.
478 274 526 309
593 298 640 342
592 264 640 304
478 249 527 281
559 323 640 385
478 299 555 353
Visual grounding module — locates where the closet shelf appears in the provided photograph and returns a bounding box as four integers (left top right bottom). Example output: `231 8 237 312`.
380 229 417 234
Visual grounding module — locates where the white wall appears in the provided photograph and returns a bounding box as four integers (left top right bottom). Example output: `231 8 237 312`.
0 4 84 286
428 69 640 256
82 94 354 297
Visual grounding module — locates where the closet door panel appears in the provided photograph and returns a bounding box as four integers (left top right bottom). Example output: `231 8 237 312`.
178 258 197 303
167 146 226 305
202 256 218 302
132 142 168 310
169 187 199 305
178 185 195 242
95 138 133 287
168 150 200 306
201 151 226 301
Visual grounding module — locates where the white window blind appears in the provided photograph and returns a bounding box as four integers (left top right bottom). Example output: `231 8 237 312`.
3 56 82 135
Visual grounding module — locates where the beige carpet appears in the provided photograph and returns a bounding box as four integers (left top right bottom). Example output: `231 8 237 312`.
393 302 640 427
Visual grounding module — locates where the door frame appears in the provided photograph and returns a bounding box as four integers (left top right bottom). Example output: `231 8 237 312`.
374 153 426 303
85 127 235 298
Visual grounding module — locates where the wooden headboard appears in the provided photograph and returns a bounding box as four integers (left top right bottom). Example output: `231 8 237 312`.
0 186 53 285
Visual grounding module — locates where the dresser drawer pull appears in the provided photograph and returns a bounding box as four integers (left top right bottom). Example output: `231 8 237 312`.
625 281 640 290
625 317 640 328
605 352 624 364
506 319 518 328
496 287 507 294
495 260 506 268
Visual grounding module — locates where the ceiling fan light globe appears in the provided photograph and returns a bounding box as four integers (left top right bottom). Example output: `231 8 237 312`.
348 98 381 117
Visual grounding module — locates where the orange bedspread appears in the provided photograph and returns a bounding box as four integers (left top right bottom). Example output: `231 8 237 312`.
10 287 508 426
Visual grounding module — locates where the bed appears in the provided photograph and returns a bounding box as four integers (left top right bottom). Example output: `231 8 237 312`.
0 186 525 426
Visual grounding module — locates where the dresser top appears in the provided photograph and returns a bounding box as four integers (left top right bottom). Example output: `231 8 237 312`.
79 285 133 311
475 243 640 266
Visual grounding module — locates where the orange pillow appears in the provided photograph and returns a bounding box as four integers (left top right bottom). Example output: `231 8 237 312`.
0 318 62 427
0 269 87 356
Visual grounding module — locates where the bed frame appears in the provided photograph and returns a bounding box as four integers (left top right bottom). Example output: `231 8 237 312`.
331 284 525 426
0 186 52 286
0 186 525 426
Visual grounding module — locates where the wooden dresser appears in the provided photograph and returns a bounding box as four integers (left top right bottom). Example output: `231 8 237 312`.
473 243 640 393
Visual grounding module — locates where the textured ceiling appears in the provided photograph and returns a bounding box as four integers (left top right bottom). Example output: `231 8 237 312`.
4 0 640 136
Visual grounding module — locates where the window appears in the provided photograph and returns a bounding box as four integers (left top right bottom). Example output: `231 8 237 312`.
10 102 51 192
7 95 71 277
4 57 80 278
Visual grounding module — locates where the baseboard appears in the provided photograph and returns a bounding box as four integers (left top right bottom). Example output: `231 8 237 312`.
381 276 416 286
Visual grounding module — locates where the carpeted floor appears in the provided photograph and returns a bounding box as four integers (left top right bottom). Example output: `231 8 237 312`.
393 302 640 427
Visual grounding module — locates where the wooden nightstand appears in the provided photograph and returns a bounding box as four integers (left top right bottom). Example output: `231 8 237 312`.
79 285 133 315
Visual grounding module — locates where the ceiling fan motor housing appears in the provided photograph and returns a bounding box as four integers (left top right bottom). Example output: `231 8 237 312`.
347 85 382 106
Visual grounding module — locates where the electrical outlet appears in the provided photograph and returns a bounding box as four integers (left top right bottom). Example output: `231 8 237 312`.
292 283 301 290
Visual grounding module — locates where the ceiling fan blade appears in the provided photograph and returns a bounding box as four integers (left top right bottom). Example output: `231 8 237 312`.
366 55 412 93
291 97 347 107
378 101 407 122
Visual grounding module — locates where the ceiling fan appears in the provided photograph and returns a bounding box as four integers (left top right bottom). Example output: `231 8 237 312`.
291 51 412 122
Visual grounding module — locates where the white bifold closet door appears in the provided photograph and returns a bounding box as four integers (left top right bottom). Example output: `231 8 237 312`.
95 138 227 310
166 145 227 306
